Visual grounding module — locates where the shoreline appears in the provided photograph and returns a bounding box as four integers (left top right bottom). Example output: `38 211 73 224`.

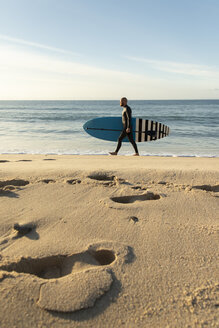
0 153 218 158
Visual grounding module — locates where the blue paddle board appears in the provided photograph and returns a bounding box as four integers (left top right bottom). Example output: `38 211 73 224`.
83 117 170 142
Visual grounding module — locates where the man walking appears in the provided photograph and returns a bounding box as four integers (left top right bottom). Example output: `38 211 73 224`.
109 97 139 156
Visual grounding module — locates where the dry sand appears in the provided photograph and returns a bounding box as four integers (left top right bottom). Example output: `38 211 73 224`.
0 155 218 328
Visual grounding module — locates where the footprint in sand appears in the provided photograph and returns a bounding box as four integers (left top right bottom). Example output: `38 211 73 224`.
66 179 81 185
131 185 147 191
0 223 39 250
87 173 131 188
39 179 56 184
0 160 9 163
87 173 117 186
88 173 116 182
192 184 219 192
13 223 37 237
43 159 56 161
16 160 32 162
0 242 133 313
0 179 29 198
110 192 160 204
0 179 29 188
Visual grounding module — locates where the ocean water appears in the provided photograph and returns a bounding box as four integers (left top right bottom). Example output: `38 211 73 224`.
0 100 218 157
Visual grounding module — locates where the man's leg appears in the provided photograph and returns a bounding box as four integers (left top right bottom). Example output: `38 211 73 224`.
109 130 126 155
127 132 139 155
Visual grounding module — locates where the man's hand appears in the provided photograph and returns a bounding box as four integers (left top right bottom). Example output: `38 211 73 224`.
126 128 130 133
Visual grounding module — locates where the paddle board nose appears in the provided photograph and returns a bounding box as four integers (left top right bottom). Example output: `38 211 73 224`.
83 121 88 131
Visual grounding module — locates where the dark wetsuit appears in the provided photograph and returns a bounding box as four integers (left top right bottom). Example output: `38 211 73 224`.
115 105 139 154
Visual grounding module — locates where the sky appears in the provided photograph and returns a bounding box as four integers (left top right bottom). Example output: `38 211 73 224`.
0 0 219 100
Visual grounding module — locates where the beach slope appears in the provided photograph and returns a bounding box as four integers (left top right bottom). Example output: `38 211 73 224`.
0 155 218 327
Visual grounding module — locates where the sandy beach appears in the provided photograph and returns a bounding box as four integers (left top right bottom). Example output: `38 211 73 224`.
0 155 218 328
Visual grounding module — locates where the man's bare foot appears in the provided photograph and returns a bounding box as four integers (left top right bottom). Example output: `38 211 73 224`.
109 152 117 156
133 153 139 156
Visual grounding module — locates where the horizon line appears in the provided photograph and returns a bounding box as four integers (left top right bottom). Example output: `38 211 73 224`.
0 98 219 101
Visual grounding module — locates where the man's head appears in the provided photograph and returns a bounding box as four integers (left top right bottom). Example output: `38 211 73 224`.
120 97 128 107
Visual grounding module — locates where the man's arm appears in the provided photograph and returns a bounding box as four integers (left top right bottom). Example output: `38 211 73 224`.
125 108 131 132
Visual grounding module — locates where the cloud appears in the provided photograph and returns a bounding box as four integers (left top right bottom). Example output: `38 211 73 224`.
125 56 219 79
0 34 79 56
0 44 163 99
0 36 218 99
0 44 153 80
